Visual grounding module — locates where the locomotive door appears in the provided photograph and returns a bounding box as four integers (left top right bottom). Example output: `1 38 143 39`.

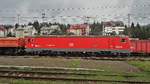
109 38 115 50
109 37 122 50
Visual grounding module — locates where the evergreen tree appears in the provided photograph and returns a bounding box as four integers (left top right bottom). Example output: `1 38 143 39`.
59 24 68 35
123 25 128 35
135 23 141 39
33 21 40 35
90 22 103 35
130 22 136 38
28 22 33 26
131 22 135 28
15 23 19 29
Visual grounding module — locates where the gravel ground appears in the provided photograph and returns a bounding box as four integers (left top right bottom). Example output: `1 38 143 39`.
0 57 141 73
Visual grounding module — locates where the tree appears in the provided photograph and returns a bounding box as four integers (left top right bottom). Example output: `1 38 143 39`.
33 21 40 35
90 22 103 35
123 25 129 35
136 23 150 40
67 32 75 35
135 23 141 38
28 22 33 26
123 22 149 39
15 23 19 29
3 25 13 37
131 22 135 28
40 22 50 27
51 30 61 35
130 22 136 38
59 24 68 35
7 32 13 37
129 22 150 39
111 31 117 36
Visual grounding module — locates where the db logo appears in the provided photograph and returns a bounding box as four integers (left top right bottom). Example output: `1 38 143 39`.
69 43 74 47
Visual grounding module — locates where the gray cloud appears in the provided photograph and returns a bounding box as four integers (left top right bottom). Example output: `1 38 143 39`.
0 0 149 24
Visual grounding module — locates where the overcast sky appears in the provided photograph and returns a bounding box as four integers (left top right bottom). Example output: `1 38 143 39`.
0 0 150 24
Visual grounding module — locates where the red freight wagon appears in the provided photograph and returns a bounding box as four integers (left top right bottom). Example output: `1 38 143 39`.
0 38 25 55
25 36 131 55
0 38 25 47
131 40 150 54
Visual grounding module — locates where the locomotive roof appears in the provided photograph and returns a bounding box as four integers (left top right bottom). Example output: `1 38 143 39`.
26 35 128 38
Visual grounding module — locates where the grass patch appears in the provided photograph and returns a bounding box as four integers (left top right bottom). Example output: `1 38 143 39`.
68 59 81 68
1 61 150 81
127 61 150 81
0 79 127 84
128 61 150 71
0 79 78 84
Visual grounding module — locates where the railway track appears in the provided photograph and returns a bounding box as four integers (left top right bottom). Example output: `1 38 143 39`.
1 76 150 84
0 69 149 84
82 56 150 61
0 55 150 61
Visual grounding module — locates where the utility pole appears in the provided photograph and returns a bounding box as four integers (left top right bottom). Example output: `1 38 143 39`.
84 16 90 24
127 13 131 28
42 12 46 22
17 14 20 24
127 13 131 37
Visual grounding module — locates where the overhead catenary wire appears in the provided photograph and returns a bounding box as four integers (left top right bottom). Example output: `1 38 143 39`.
0 5 150 24
0 4 150 12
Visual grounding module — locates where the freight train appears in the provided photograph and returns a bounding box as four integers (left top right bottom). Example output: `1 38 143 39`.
0 36 149 56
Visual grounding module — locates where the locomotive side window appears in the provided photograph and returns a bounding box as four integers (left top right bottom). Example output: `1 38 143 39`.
121 38 126 43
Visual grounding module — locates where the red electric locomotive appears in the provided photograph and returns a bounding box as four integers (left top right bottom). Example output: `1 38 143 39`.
25 36 131 56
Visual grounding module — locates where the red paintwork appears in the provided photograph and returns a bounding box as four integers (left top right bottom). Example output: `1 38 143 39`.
25 36 131 51
131 40 150 54
0 38 25 47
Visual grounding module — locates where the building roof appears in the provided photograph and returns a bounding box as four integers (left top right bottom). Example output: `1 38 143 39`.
70 24 89 29
103 21 124 27
26 35 128 38
0 26 6 31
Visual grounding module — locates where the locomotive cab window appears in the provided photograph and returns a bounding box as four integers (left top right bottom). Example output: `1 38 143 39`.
121 38 126 43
